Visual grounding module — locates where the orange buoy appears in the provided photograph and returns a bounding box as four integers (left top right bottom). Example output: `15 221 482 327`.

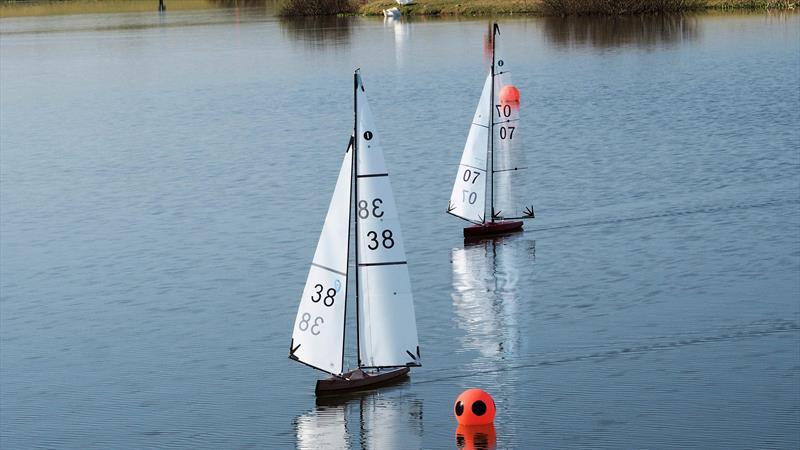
454 388 496 426
455 423 496 450
499 85 520 105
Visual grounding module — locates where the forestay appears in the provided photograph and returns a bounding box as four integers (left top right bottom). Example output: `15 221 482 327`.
289 142 353 376
448 74 492 224
492 61 533 220
355 75 421 368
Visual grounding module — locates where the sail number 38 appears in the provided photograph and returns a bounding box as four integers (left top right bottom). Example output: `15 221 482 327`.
298 312 323 335
358 198 383 219
311 283 336 307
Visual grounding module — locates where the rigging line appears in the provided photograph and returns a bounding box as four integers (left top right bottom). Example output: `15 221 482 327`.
446 209 484 225
493 118 520 125
311 262 347 277
471 122 489 129
488 22 498 223
358 261 407 267
340 136 354 374
353 70 362 369
458 163 487 172
289 355 347 379
356 173 388 178
359 364 421 370
493 166 529 173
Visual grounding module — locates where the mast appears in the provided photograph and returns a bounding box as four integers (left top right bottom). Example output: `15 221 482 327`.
353 69 362 369
488 23 499 223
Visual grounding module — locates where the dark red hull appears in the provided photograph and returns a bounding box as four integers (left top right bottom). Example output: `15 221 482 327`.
315 367 410 396
463 220 523 238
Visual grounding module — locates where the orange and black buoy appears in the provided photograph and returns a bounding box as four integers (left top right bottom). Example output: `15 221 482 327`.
454 388 496 426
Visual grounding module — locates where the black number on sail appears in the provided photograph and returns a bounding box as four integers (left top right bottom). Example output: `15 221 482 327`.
311 284 336 307
298 312 324 335
382 229 394 248
462 169 481 184
462 190 478 204
499 126 515 140
324 288 336 307
358 198 384 219
367 230 394 250
495 104 511 118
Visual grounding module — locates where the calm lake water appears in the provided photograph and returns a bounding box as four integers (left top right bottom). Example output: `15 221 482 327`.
1 6 799 449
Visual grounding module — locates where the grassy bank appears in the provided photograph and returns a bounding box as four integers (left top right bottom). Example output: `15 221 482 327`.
356 0 794 15
2 0 794 17
0 0 218 17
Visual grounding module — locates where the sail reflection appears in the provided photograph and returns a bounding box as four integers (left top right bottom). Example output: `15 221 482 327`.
295 389 423 450
451 235 535 358
295 403 350 450
542 13 700 49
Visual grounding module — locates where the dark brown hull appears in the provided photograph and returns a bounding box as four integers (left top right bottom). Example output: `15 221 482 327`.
315 367 410 396
463 220 523 238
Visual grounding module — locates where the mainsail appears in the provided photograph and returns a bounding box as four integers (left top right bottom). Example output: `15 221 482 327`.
491 68 532 220
289 141 353 376
354 74 421 368
448 74 492 224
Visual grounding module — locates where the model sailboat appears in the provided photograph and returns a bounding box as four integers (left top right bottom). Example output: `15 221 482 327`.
447 24 535 238
289 70 421 395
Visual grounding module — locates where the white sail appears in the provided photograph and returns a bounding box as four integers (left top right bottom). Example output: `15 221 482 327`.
492 67 532 220
290 142 353 376
448 74 492 224
355 74 421 368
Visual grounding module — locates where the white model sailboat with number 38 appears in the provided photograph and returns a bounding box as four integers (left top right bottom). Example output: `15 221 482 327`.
289 70 421 395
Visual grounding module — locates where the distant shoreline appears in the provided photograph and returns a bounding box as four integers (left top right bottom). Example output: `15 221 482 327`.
1 0 796 18
357 0 796 16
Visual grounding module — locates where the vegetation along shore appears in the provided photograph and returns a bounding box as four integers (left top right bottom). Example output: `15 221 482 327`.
0 0 795 19
279 0 796 16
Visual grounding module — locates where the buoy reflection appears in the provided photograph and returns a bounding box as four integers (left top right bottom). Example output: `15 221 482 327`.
455 424 497 450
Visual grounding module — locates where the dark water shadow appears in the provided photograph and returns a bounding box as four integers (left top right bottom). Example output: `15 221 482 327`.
542 13 700 49
279 15 354 48
294 385 424 449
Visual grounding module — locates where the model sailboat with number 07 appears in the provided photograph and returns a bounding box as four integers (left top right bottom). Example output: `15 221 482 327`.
288 70 421 395
447 23 536 238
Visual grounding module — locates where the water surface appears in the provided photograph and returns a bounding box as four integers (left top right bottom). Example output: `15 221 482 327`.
1 8 799 449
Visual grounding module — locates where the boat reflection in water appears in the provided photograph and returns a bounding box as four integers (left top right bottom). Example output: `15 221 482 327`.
451 234 535 359
456 424 497 450
294 386 423 450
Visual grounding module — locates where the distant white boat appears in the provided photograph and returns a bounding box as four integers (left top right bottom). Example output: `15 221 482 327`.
383 6 401 17
396 0 414 5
